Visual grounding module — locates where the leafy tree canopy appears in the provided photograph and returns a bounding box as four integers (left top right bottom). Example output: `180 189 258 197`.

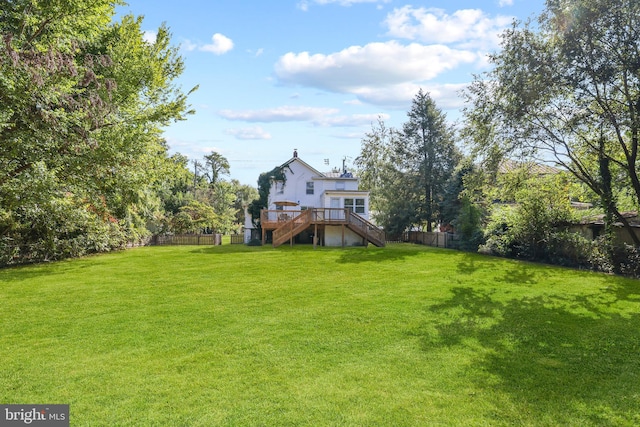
462 0 640 245
356 91 460 233
0 0 195 264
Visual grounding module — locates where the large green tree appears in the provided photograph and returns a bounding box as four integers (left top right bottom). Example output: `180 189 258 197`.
356 118 411 235
0 0 194 263
463 0 640 246
399 90 460 231
203 151 230 187
356 92 460 234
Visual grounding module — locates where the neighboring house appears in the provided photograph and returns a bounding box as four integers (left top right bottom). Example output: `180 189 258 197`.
259 150 384 247
570 211 640 245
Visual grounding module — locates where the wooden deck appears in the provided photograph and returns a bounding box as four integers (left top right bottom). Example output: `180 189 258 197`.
260 208 385 247
261 208 349 229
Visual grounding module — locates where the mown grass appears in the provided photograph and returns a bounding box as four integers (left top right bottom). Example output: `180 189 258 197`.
1 244 639 426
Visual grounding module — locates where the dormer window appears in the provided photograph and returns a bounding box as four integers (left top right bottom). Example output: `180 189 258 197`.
306 181 314 195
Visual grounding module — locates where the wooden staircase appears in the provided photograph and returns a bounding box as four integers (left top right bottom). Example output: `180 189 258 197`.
271 208 385 248
272 209 312 247
346 211 385 247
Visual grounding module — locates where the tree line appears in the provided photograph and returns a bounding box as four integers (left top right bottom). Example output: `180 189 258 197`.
3 0 639 276
0 0 255 265
356 0 640 277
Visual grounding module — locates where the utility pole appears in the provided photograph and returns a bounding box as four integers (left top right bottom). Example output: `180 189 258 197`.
192 159 202 194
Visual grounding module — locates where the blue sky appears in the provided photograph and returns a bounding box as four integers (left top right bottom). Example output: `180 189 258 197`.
116 0 545 186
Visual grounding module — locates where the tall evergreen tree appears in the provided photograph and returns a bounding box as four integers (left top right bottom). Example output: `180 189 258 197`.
203 151 230 187
356 92 460 234
397 90 460 232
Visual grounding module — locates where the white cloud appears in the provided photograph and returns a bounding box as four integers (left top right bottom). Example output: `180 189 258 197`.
218 106 339 122
180 39 198 52
297 0 390 10
384 7 513 49
275 41 476 93
314 113 390 127
271 7 513 110
246 48 265 57
353 82 468 110
142 30 157 44
225 126 272 140
498 0 514 6
200 33 234 55
218 106 389 128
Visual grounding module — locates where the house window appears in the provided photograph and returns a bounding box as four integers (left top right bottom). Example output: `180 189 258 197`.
275 181 284 194
336 181 345 190
344 198 365 214
306 181 314 195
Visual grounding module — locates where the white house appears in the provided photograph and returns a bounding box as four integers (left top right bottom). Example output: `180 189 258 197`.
259 151 384 247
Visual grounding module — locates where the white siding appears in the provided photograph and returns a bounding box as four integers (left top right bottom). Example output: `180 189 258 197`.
324 226 365 246
322 191 370 220
269 158 369 218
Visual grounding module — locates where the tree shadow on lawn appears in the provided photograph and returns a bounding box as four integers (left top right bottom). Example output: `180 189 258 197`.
456 252 540 285
418 280 640 425
189 245 275 255
335 245 424 264
193 242 435 263
0 257 109 283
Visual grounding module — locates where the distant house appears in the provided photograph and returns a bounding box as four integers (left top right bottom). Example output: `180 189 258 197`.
259 151 384 247
570 211 640 245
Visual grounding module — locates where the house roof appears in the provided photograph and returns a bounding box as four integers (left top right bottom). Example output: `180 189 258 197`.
278 153 357 180
580 211 640 227
279 156 324 178
319 171 357 180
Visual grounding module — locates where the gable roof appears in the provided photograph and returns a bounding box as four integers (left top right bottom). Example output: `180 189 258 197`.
319 171 357 180
276 151 358 180
279 156 324 178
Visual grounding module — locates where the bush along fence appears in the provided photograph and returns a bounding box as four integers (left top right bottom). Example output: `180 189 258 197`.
151 234 222 246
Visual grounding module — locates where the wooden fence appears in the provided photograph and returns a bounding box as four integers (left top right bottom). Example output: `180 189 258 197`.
151 234 222 246
230 234 245 244
387 231 459 249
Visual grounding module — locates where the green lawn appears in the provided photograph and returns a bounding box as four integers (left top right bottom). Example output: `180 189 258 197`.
1 244 639 426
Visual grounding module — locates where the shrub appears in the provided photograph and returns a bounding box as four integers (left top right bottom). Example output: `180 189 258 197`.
478 205 515 257
0 195 129 266
546 231 592 268
454 196 485 251
247 238 262 246
587 236 617 274
618 244 640 278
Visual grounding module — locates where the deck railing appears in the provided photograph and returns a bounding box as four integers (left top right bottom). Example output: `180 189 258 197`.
311 208 349 222
261 208 352 227
263 208 385 247
261 209 302 226
347 211 385 247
